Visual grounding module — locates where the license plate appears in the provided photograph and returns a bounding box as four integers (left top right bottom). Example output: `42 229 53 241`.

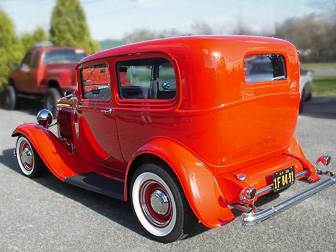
273 166 295 192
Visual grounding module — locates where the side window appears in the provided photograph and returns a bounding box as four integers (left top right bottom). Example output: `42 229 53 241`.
20 53 32 70
116 57 176 100
244 54 286 84
81 63 111 100
31 51 40 69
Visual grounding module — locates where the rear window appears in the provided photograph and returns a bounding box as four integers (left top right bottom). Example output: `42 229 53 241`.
244 54 286 84
42 49 86 64
116 57 176 100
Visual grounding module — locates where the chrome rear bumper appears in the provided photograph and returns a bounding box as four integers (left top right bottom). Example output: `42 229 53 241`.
241 174 336 225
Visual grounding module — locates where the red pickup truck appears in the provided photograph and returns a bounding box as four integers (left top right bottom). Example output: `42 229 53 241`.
4 45 87 114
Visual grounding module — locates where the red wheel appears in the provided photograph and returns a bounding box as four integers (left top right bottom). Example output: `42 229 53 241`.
131 162 195 243
136 174 175 230
16 136 45 178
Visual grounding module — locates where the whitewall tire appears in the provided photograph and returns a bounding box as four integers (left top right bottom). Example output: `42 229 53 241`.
131 162 196 243
16 136 45 178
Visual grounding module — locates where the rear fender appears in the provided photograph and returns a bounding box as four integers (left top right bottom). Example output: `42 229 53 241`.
287 136 318 181
47 68 71 86
12 124 90 180
126 138 235 228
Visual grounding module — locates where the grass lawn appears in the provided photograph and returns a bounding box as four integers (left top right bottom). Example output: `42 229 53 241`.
303 62 336 69
312 76 336 96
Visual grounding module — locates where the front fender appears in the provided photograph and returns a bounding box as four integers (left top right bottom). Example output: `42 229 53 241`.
12 124 90 180
126 138 235 228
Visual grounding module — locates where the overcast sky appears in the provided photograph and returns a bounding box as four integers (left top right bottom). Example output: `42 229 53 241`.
0 0 335 41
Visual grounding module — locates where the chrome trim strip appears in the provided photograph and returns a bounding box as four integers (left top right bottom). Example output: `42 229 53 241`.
242 174 336 225
256 170 308 196
295 170 308 180
256 186 272 196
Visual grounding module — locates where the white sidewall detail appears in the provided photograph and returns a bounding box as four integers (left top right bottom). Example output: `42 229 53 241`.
132 172 177 237
16 137 34 176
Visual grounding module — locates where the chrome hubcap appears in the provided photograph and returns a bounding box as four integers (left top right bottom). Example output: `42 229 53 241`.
140 180 172 227
19 141 34 172
150 189 169 215
22 147 33 165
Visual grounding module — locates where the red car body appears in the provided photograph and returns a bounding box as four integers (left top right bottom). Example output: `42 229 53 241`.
12 36 335 242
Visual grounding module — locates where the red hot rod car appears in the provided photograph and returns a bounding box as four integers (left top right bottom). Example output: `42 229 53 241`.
12 36 335 243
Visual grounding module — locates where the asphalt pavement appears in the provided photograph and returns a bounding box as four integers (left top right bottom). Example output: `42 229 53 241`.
312 69 336 76
0 97 335 252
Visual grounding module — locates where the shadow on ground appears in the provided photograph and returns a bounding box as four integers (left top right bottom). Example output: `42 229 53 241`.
0 148 208 242
17 99 44 116
0 98 42 116
300 96 336 120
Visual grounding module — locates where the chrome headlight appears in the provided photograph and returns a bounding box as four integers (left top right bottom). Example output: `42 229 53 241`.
36 109 53 128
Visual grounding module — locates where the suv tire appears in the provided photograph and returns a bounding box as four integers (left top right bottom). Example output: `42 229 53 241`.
4 85 18 110
44 88 61 116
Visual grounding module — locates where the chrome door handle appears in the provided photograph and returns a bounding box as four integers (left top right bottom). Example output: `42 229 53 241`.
101 108 112 114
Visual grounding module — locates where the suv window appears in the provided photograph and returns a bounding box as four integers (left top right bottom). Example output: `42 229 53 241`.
43 49 86 64
244 54 286 84
31 51 40 69
81 63 111 100
117 57 176 100
21 53 32 70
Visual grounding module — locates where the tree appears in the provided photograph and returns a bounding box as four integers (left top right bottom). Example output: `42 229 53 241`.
49 0 99 54
191 20 213 35
0 10 23 92
122 29 158 43
274 15 336 62
122 28 180 43
21 27 48 52
33 27 47 42
232 16 254 35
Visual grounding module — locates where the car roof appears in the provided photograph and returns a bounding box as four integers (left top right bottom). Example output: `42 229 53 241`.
79 35 295 65
77 36 300 111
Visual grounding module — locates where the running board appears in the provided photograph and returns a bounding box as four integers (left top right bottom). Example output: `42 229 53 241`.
65 172 124 200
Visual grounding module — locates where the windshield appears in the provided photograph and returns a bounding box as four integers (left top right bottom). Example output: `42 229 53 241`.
42 49 86 64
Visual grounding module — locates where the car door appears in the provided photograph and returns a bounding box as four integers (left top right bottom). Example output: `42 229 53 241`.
15 52 33 92
25 50 40 93
76 60 125 179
